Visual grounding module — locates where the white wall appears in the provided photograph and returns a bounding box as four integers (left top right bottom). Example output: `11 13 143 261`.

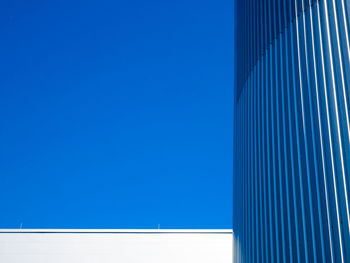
0 230 232 263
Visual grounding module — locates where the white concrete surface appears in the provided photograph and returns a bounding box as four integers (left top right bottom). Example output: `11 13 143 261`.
0 229 232 263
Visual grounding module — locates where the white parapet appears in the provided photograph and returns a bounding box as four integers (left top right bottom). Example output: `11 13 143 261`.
0 229 233 263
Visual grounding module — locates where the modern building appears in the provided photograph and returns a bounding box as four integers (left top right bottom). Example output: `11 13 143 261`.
234 0 350 262
0 229 232 263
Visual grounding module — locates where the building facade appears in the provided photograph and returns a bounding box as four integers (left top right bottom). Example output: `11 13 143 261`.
0 229 232 262
234 0 350 262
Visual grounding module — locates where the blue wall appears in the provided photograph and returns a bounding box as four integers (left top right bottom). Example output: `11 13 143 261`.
234 0 350 262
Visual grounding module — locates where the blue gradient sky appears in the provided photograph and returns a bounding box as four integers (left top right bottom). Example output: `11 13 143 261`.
0 0 233 229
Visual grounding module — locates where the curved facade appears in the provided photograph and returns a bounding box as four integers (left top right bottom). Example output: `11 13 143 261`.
233 0 350 262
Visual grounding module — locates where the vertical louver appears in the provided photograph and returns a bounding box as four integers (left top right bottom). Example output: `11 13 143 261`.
233 0 350 262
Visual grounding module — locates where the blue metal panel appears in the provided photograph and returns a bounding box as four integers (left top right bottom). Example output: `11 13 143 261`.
234 0 350 262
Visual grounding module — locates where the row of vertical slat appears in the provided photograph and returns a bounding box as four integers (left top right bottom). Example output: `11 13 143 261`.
236 0 322 97
233 0 350 262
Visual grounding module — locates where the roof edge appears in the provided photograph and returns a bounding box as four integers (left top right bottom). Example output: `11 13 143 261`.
0 229 233 234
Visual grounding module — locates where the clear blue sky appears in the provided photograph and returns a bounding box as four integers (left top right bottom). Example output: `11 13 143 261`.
0 0 233 229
